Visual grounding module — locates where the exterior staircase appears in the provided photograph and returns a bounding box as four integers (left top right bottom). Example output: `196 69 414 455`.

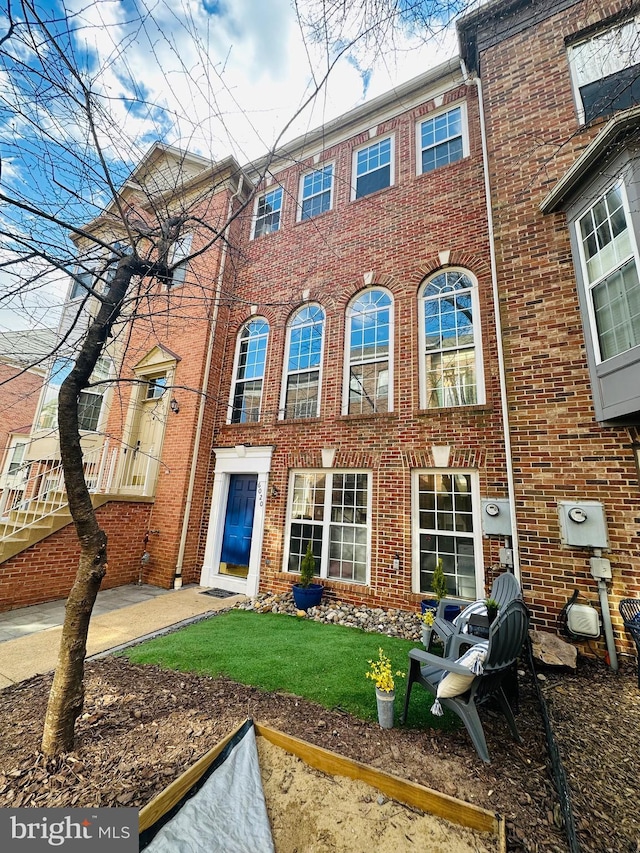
0 441 157 564
0 493 112 562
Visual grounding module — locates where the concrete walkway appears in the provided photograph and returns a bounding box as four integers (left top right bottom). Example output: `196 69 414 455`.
0 584 245 690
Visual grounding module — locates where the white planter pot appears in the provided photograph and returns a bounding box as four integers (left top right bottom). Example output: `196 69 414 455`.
375 687 395 729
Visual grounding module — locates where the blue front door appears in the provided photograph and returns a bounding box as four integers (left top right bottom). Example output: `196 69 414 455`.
220 474 257 568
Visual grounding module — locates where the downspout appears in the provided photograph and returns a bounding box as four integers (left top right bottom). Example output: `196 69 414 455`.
173 174 245 588
461 60 521 578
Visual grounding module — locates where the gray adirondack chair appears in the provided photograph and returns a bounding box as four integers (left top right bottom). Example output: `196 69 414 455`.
429 571 522 658
619 599 640 688
401 598 530 763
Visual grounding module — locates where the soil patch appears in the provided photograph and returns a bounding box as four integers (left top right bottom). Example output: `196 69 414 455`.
0 651 637 852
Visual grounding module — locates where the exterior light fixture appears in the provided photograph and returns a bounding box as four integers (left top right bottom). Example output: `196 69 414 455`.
170 397 180 414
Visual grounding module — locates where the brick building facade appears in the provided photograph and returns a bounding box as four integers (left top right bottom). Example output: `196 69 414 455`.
2 0 638 659
457 0 640 648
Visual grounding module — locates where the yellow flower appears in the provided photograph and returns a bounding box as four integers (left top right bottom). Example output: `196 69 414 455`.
365 648 405 693
421 609 435 627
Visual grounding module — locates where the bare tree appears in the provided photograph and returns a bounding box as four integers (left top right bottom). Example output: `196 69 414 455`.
1 0 399 755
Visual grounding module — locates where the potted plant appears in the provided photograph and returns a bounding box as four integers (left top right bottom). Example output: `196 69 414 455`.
485 597 499 625
420 608 435 648
365 648 404 729
292 541 323 611
421 559 460 622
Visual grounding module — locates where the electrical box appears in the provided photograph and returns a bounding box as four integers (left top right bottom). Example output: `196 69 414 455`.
590 556 612 580
566 602 601 639
558 501 609 549
481 498 512 537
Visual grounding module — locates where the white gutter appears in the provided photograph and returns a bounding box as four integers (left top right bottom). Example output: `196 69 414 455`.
173 175 245 587
462 60 521 578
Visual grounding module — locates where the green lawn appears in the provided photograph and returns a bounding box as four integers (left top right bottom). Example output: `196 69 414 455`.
122 609 456 730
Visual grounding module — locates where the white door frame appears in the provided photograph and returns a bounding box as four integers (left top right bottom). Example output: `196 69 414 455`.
200 445 274 596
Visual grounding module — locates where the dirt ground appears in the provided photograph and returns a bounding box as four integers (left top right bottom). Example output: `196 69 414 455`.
0 644 638 852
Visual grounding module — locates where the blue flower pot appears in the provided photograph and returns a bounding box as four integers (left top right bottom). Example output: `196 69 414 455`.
292 583 323 611
421 599 461 622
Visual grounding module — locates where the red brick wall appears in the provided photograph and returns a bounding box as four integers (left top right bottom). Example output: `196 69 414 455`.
0 499 152 611
0 364 43 464
467 0 640 653
200 82 512 611
101 188 243 589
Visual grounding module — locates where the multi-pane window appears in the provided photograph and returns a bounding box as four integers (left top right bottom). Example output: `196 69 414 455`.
354 137 392 198
286 471 369 584
37 356 112 432
253 187 283 238
168 233 192 287
146 375 167 400
7 442 25 476
282 305 324 419
230 319 269 423
415 471 478 599
419 106 464 173
346 289 392 415
577 182 640 361
568 17 640 124
300 165 333 220
420 270 481 408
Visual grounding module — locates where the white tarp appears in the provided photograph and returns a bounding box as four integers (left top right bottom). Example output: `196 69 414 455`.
140 720 275 853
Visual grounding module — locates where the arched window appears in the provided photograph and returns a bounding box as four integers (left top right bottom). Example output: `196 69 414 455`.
344 288 393 415
281 305 325 419
419 270 483 408
230 319 269 423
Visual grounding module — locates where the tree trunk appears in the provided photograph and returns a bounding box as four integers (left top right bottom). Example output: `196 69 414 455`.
41 256 147 755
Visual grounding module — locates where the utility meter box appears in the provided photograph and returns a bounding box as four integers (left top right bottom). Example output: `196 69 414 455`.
558 501 609 549
481 498 512 537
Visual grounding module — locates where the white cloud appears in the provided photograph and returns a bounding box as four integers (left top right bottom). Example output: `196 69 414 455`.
0 0 460 330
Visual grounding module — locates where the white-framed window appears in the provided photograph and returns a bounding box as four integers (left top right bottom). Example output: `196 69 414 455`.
568 16 640 124
285 470 370 584
146 375 167 400
412 469 482 599
299 165 333 220
167 233 192 288
419 269 483 408
344 288 393 415
37 356 113 432
252 187 283 238
576 181 640 362
417 104 467 174
69 269 93 301
229 318 269 423
6 441 26 476
280 304 325 419
352 136 393 199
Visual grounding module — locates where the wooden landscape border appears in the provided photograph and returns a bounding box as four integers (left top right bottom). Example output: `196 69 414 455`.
139 719 506 852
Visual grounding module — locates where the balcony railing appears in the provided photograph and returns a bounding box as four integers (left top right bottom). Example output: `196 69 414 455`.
0 440 158 543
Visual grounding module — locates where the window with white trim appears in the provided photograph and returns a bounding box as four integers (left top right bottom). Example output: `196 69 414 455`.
345 289 392 415
167 233 192 287
253 187 283 238
285 470 369 583
420 269 483 408
414 470 480 599
229 319 269 423
418 105 466 173
6 442 25 476
353 137 393 199
281 305 324 419
568 16 640 124
576 181 640 361
37 356 113 432
300 165 333 220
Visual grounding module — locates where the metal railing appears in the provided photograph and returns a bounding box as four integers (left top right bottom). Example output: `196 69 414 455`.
0 440 159 543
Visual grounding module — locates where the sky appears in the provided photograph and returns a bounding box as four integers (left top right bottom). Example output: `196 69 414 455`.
0 0 461 332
